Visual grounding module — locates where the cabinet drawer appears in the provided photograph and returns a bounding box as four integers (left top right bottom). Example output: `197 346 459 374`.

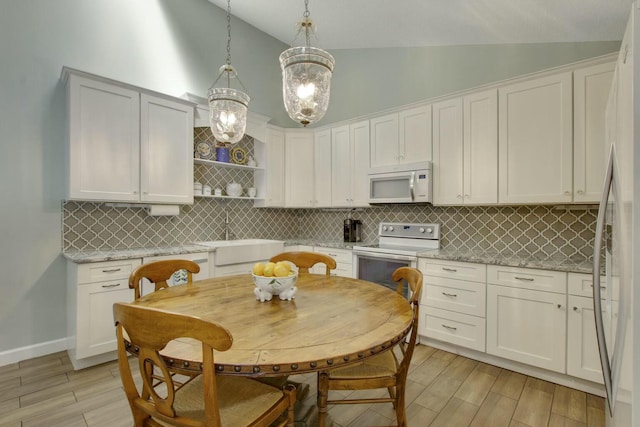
418 259 486 282
77 259 142 284
314 247 352 265
568 272 607 299
419 307 485 352
421 276 486 317
487 265 566 294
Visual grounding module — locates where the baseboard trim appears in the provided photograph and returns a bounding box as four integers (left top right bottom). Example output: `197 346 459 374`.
0 337 70 367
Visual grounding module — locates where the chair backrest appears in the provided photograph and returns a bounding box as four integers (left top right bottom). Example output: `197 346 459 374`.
129 259 201 300
270 251 337 276
391 267 423 376
113 302 232 427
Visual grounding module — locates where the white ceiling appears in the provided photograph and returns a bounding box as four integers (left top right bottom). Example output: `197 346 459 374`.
208 0 633 50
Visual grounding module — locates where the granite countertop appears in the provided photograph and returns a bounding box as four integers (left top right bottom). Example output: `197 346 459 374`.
418 247 594 274
63 244 212 264
64 240 595 274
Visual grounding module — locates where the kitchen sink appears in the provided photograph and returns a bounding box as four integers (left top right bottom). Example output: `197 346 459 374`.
194 239 284 266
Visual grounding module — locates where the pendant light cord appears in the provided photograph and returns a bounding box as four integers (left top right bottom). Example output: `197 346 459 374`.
225 0 232 87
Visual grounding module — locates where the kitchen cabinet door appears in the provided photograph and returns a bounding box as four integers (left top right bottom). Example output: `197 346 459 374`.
369 114 398 168
140 94 194 204
67 74 140 202
498 72 573 204
285 130 315 207
486 284 566 373
314 129 332 207
573 62 615 202
350 120 371 207
399 105 432 165
432 98 463 204
567 295 604 383
255 127 285 207
463 89 498 204
331 125 351 206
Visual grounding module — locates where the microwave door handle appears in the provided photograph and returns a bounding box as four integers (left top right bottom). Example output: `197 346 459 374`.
409 171 415 201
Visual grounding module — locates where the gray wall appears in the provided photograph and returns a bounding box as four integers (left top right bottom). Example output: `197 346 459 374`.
0 0 621 356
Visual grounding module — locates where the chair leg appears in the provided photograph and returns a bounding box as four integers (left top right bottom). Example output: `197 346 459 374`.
387 386 397 408
394 382 407 427
284 384 296 427
317 372 329 427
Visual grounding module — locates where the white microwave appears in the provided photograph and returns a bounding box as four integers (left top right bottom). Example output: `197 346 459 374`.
368 162 432 204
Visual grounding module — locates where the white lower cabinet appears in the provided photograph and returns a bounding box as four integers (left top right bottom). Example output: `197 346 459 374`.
486 284 566 373
311 247 353 277
418 259 486 352
67 258 141 369
566 272 605 384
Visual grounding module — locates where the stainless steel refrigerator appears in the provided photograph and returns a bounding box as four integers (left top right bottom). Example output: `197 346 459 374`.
592 3 638 425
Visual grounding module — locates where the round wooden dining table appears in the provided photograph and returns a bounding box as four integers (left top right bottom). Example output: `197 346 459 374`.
131 273 413 378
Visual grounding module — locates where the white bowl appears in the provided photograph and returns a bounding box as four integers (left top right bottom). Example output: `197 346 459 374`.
226 182 242 197
253 271 298 301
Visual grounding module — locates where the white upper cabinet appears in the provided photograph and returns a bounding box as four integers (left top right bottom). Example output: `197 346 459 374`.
370 105 431 169
314 129 333 207
432 98 464 204
331 120 370 207
65 69 194 204
285 130 315 207
498 72 573 204
463 89 498 204
254 127 285 207
140 94 194 204
573 62 615 203
432 90 497 205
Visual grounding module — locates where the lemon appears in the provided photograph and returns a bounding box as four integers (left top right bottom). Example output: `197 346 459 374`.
263 262 276 277
273 263 289 277
252 262 265 276
276 261 292 273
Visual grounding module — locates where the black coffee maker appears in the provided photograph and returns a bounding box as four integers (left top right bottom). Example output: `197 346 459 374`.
344 211 362 242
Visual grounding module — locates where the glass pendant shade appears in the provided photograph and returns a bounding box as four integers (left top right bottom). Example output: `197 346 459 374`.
280 46 334 126
208 84 249 144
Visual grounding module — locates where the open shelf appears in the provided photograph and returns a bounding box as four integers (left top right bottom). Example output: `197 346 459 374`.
194 158 264 171
195 194 263 201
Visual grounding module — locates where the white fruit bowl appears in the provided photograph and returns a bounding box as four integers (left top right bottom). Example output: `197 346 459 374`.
252 271 298 302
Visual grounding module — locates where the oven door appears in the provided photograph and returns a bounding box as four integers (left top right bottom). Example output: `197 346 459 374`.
353 251 416 299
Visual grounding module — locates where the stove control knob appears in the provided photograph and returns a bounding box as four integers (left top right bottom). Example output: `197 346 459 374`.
426 227 433 234
389 226 394 232
419 227 425 233
382 226 388 232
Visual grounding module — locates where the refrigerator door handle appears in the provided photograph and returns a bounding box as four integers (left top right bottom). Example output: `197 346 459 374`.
593 145 614 416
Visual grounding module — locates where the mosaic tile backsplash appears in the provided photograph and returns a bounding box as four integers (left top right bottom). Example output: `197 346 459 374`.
63 125 598 259
63 199 598 261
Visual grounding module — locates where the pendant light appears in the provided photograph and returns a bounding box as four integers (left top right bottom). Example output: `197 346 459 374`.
279 0 334 127
208 0 249 144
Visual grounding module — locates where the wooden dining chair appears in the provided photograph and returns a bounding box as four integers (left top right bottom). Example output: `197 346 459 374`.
269 251 337 276
316 266 423 427
129 259 200 300
113 302 296 427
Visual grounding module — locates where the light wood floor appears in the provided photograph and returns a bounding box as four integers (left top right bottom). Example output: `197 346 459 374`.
0 344 605 427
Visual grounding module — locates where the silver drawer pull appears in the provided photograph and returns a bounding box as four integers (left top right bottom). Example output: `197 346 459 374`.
441 324 457 331
193 258 208 264
101 283 121 288
590 284 607 289
102 268 122 273
442 292 458 297
514 276 534 281
442 267 457 272
328 253 338 257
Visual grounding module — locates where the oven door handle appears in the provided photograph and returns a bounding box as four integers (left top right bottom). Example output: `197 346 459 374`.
354 251 417 262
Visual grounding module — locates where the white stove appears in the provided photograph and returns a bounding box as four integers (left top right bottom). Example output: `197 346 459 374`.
353 222 440 257
353 222 440 295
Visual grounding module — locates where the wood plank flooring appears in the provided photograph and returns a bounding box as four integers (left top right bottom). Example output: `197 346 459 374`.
0 344 605 427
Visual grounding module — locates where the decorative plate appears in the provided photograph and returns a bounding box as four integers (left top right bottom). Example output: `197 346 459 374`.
231 146 247 165
195 140 214 160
